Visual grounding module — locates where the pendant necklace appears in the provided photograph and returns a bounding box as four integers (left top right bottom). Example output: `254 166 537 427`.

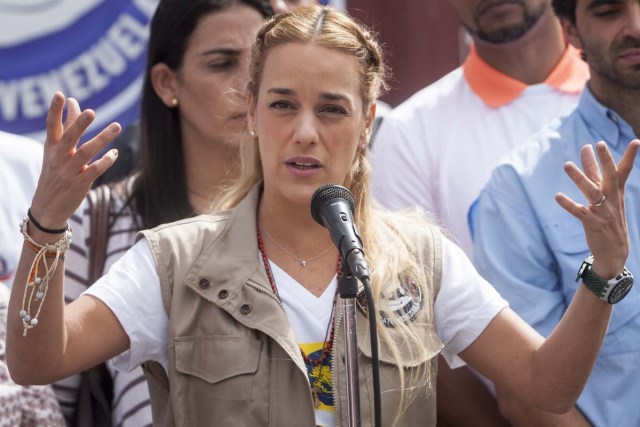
259 224 334 268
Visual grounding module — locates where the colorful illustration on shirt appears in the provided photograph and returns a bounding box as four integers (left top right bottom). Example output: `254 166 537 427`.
300 341 334 411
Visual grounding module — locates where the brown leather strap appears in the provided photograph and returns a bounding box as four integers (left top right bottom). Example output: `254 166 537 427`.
86 185 112 284
74 185 113 427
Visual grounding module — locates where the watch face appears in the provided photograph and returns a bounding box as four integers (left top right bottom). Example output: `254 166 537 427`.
608 278 634 304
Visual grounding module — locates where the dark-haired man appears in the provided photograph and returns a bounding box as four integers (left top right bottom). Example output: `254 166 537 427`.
473 1 640 425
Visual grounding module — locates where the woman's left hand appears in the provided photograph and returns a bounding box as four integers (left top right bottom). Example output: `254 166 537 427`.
555 140 640 279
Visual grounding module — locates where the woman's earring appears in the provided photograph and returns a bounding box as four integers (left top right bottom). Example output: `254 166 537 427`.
361 142 367 150
171 98 178 107
249 130 256 137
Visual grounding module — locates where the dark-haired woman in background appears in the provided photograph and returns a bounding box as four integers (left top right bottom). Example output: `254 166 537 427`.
53 1 273 425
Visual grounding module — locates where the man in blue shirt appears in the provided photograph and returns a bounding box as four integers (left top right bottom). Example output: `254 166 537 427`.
473 0 640 425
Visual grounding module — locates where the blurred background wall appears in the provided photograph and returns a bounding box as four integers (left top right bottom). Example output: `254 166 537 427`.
348 0 464 107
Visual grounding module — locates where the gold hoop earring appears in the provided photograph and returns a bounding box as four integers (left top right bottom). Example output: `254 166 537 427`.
171 98 178 107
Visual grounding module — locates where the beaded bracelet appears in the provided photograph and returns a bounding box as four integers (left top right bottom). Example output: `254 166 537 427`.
24 239 60 259
27 208 69 234
19 215 72 336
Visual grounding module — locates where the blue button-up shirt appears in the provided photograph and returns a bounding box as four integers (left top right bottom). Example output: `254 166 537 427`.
473 87 640 427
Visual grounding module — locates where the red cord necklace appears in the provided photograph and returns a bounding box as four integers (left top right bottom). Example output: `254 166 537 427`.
256 226 340 367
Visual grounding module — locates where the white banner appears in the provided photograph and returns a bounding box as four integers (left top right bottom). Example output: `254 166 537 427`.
0 0 159 142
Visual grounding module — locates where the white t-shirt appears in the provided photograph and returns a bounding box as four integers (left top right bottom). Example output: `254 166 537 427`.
371 46 587 257
86 235 507 425
0 132 43 287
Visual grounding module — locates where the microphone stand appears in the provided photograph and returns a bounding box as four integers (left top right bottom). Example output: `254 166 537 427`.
338 257 361 427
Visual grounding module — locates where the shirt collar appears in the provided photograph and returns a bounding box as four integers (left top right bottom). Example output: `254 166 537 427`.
463 44 589 108
577 86 636 149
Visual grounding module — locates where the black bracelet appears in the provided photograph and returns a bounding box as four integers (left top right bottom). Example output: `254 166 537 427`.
27 208 69 234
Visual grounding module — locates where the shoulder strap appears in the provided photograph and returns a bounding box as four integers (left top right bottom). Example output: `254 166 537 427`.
86 185 112 284
75 185 114 426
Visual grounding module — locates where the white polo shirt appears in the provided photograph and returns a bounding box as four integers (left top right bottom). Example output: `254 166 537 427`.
371 45 588 257
0 132 43 286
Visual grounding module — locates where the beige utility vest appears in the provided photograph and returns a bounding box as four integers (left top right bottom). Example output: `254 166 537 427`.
139 186 444 426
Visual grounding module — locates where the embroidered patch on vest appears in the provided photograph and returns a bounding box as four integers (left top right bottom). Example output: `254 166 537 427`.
356 275 423 327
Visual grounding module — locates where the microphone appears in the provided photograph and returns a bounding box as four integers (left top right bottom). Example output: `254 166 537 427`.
310 183 370 281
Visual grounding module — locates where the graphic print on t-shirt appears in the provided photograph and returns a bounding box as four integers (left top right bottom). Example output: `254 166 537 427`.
267 259 338 427
300 341 334 411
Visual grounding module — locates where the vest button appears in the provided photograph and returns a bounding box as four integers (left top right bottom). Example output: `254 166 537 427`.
218 289 229 299
198 278 210 289
240 304 252 315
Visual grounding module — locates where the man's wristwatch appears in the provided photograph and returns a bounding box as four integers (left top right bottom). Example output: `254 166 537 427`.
576 255 634 304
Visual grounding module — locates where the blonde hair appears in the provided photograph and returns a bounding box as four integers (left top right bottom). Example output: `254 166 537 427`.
216 5 439 424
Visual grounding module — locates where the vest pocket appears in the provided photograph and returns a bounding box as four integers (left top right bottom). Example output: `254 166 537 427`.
174 336 262 425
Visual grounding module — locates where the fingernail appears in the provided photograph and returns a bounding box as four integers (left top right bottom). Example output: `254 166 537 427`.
111 149 119 158
109 123 120 133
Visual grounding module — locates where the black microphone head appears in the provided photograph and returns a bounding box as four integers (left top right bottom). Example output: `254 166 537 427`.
310 183 356 225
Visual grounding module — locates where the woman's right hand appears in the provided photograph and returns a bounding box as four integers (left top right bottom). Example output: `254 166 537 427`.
30 92 121 230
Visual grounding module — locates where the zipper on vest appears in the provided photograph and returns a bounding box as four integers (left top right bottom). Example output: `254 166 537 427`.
331 296 343 427
246 279 285 310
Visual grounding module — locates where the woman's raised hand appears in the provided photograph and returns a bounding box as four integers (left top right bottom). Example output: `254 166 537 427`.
29 92 121 231
555 140 640 279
